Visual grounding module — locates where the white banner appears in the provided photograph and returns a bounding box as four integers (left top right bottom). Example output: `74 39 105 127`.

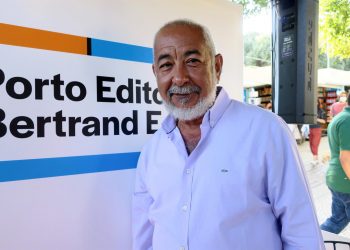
0 0 242 249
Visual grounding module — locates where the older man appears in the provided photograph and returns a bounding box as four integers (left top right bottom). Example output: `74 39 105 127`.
132 19 325 250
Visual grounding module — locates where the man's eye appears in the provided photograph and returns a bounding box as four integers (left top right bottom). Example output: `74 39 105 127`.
187 58 200 65
159 63 172 69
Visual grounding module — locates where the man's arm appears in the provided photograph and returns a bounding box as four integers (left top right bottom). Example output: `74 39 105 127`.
266 119 325 250
340 150 350 179
132 152 154 250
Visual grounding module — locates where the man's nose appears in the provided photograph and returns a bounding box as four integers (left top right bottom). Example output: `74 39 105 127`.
172 64 189 86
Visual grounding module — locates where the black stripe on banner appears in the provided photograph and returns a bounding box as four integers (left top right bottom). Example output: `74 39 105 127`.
87 37 92 55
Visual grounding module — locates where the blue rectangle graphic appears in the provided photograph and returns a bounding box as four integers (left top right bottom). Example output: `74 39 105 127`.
91 38 153 64
0 152 140 182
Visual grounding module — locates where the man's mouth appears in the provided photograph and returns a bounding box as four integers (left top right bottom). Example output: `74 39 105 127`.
169 92 190 98
168 85 200 96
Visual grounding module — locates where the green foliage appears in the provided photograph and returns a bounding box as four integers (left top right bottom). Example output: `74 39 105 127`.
237 0 350 63
232 0 269 15
318 51 350 70
319 0 350 58
244 33 271 66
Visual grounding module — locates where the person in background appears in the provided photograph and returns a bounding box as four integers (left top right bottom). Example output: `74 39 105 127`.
330 91 348 117
321 92 350 234
132 19 325 250
309 98 327 166
265 101 272 111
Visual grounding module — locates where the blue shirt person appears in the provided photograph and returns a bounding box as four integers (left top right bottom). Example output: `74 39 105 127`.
132 19 325 250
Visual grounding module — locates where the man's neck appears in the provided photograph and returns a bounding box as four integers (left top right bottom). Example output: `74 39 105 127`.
177 116 203 154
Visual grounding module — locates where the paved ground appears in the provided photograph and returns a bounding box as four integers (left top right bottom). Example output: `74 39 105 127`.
298 136 350 239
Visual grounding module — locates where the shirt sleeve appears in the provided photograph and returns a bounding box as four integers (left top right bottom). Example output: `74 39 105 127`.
132 150 154 250
266 118 325 250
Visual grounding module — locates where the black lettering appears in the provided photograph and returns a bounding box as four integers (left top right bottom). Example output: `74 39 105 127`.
82 117 100 136
135 79 141 103
116 79 133 103
142 82 152 104
37 116 51 137
66 81 86 101
0 68 4 85
6 77 32 99
102 117 120 135
10 116 34 138
121 110 138 135
0 108 7 137
52 110 66 136
68 117 82 136
96 76 115 102
153 88 162 104
51 74 65 101
147 111 161 134
35 79 50 100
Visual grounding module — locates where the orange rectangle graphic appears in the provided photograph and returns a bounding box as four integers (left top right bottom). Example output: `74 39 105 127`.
0 23 87 55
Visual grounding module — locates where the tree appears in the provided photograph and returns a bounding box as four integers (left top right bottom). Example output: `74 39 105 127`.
244 33 271 66
232 0 269 15
319 0 350 58
235 0 350 64
319 51 350 70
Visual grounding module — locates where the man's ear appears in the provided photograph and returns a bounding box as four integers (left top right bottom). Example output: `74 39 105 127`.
152 64 156 76
214 54 223 81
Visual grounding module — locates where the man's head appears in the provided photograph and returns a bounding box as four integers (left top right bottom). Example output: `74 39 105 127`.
339 91 347 103
152 19 223 121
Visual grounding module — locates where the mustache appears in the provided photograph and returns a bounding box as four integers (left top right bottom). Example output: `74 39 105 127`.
168 85 201 97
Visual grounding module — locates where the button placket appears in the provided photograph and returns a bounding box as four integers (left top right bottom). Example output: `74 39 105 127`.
179 162 194 250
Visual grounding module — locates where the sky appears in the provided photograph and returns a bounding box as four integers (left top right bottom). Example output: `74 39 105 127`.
243 10 272 34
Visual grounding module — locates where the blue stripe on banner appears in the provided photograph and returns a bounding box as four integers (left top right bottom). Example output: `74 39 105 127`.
0 152 140 182
91 38 153 63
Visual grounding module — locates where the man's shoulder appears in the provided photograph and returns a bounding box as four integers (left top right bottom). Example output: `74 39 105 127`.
225 99 280 122
330 111 350 132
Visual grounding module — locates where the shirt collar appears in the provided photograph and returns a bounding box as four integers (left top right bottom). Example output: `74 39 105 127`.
161 86 232 134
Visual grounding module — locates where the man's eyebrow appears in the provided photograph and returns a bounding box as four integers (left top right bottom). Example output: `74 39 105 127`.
156 49 201 64
184 49 201 57
157 53 171 64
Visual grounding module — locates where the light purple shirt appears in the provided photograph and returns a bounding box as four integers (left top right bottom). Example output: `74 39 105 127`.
132 88 325 250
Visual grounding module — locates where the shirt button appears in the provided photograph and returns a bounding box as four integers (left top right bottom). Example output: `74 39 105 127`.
181 205 188 211
186 169 191 174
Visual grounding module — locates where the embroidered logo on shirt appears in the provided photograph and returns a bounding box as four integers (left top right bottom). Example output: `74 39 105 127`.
221 169 229 173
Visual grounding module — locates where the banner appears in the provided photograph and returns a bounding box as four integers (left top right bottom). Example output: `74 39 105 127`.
0 0 242 249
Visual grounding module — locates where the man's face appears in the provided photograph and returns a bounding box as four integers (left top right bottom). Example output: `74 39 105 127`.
339 93 347 103
152 25 222 115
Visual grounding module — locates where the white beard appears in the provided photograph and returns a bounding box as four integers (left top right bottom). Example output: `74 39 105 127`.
163 84 217 121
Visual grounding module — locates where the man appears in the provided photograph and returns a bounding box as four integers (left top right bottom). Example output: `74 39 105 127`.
132 19 325 250
321 92 350 234
330 91 347 117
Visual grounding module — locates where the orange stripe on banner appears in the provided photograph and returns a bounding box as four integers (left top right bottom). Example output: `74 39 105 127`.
0 23 87 55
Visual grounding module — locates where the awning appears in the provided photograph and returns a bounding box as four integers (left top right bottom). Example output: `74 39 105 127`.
243 66 350 89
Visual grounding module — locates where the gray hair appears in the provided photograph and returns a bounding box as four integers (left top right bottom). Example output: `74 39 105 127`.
153 19 217 60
